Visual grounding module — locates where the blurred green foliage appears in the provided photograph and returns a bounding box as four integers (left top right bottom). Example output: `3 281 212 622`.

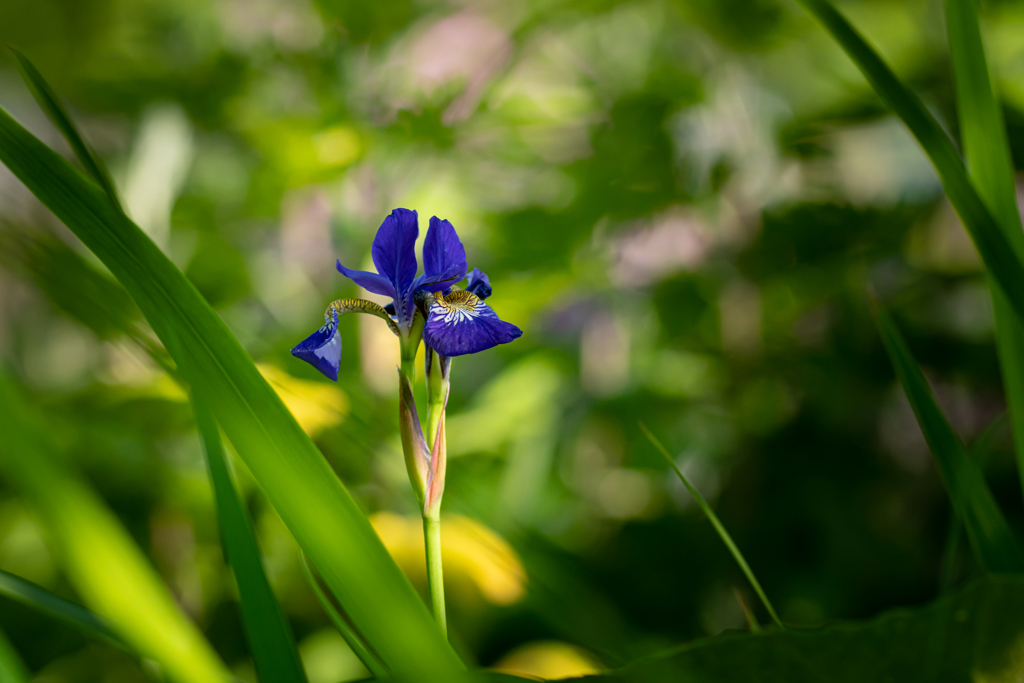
3 0 1024 679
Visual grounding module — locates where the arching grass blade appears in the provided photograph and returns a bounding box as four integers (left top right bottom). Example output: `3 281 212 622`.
639 422 784 629
873 304 1024 572
794 0 1024 327
0 86 461 679
10 48 121 210
194 398 308 683
944 0 1024 504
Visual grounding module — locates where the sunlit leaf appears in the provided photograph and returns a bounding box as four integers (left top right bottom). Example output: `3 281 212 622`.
0 374 231 683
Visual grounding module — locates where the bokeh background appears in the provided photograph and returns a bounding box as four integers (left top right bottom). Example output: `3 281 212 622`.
1 0 1023 679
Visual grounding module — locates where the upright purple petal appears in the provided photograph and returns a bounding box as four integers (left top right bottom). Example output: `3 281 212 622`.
371 208 419 298
414 264 466 294
423 217 467 280
423 290 522 357
336 260 397 298
291 309 342 381
465 268 492 300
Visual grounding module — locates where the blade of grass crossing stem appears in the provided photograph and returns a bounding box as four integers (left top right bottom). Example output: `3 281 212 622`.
874 306 1024 572
10 49 121 210
194 398 308 683
945 0 1024 503
0 569 126 650
299 552 389 679
0 374 231 683
0 628 28 683
794 0 1024 327
639 422 784 629
0 92 461 680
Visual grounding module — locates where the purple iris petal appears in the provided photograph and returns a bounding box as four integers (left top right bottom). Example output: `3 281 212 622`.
423 291 522 357
371 208 419 320
423 217 467 279
291 308 342 381
465 268 492 300
335 260 397 299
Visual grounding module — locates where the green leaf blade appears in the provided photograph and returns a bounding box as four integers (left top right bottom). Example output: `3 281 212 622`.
795 0 1024 328
874 306 1024 573
194 399 309 683
639 423 783 629
0 374 231 683
0 104 461 678
944 0 1024 507
0 569 125 650
10 49 121 210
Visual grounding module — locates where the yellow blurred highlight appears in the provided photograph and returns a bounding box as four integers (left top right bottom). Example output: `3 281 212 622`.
493 641 602 680
312 127 361 168
258 364 347 437
370 512 526 606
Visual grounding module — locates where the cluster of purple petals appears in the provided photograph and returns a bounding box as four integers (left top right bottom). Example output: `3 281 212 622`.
292 208 521 381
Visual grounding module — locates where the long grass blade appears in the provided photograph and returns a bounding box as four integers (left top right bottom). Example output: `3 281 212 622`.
0 569 126 650
0 91 460 680
639 422 784 629
10 49 121 209
944 0 1024 505
0 628 27 683
298 552 388 679
794 0 1024 327
0 374 231 683
194 398 308 683
873 304 1024 572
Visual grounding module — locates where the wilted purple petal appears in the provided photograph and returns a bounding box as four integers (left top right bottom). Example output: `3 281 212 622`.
423 290 522 357
291 309 342 381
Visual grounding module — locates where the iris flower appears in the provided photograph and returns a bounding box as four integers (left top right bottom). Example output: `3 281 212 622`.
292 208 521 380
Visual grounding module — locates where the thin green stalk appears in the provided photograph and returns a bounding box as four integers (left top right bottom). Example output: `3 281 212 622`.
639 422 784 630
299 553 388 679
944 0 1024 504
423 349 450 635
423 514 447 635
794 0 1024 327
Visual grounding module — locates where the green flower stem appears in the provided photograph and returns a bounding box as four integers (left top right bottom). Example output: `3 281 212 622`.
423 349 449 635
422 513 447 635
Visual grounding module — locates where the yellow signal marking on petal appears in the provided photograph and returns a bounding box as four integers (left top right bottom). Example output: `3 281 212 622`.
326 298 400 336
432 289 482 325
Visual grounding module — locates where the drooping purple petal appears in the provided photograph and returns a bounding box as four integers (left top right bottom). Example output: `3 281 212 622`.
465 268 492 299
423 290 522 357
291 309 342 381
371 208 419 300
423 217 467 279
336 260 397 298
